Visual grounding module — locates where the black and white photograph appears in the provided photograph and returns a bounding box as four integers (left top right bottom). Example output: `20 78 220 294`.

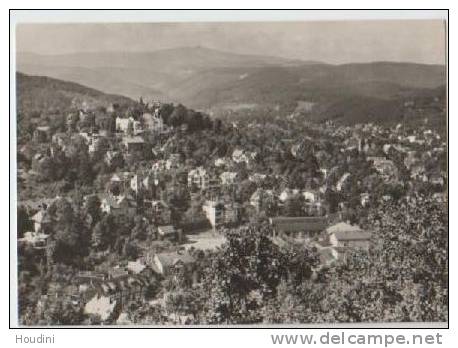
11 11 448 327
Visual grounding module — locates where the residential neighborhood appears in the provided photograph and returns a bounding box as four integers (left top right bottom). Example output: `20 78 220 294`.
14 18 447 327
16 94 447 325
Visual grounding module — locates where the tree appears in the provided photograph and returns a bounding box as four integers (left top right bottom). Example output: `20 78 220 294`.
17 205 32 238
84 195 101 226
169 104 187 127
126 119 134 137
324 189 341 214
203 223 290 324
91 215 114 251
131 216 147 241
48 199 90 266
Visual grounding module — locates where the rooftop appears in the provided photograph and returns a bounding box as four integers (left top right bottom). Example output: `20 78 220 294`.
269 216 328 233
333 230 372 241
155 251 195 267
326 222 362 235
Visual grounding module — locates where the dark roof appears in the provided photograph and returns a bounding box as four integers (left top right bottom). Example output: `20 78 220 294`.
269 216 328 233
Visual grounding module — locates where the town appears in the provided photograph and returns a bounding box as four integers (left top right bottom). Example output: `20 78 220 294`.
16 91 447 325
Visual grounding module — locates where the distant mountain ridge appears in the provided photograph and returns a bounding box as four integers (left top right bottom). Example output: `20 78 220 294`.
16 72 136 115
16 46 446 127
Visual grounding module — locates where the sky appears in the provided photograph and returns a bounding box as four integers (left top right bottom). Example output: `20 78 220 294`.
16 20 446 65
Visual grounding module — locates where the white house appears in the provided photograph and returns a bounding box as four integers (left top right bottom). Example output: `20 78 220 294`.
188 167 209 189
220 171 238 186
116 117 141 134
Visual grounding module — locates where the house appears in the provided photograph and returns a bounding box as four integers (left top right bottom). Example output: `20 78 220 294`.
269 216 328 238
188 167 209 190
18 231 49 249
74 271 106 285
220 171 238 186
202 200 225 229
370 158 398 180
157 225 180 240
115 117 130 133
151 251 195 275
84 273 150 317
122 136 145 154
130 174 143 193
127 260 146 274
31 209 52 233
202 200 242 229
101 195 136 215
105 151 122 166
116 117 141 134
326 222 371 250
302 190 318 203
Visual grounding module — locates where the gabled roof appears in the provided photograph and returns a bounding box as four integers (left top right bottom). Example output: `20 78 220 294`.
269 216 328 233
155 251 195 267
332 230 372 241
31 210 51 224
326 222 362 234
